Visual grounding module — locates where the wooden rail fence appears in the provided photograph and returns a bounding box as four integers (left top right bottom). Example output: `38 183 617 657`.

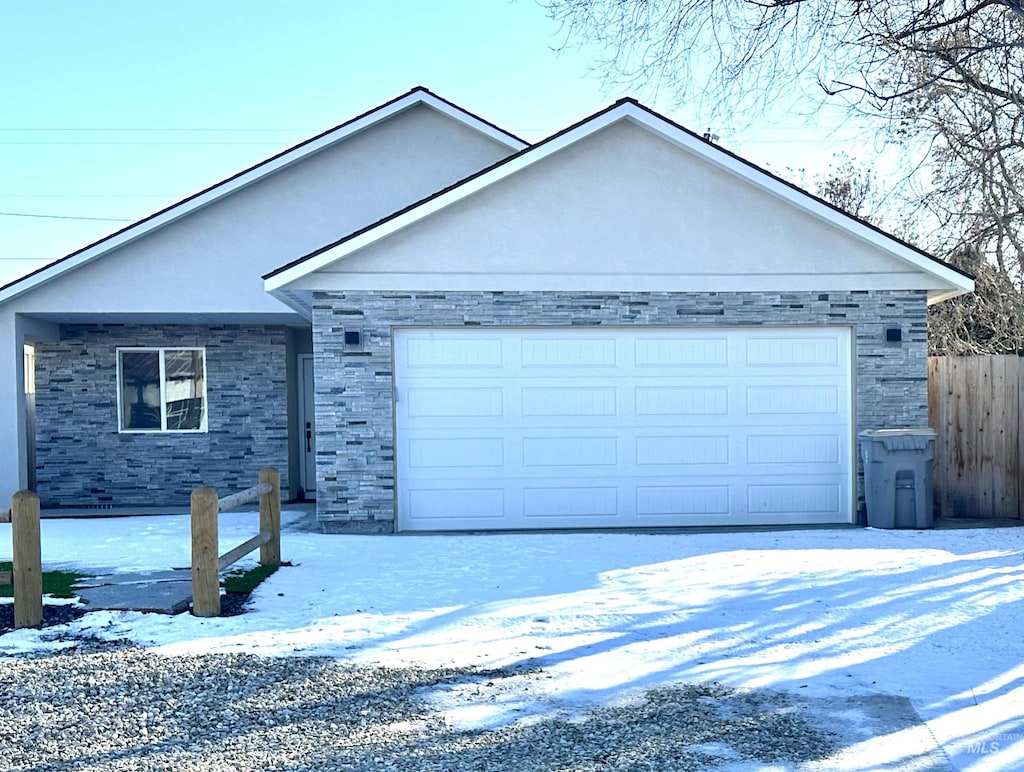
1 490 43 628
191 467 281 617
927 355 1024 519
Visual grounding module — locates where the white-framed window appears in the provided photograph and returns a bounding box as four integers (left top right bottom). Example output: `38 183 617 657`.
117 348 207 432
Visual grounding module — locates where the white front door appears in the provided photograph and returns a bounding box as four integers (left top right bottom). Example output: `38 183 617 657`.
394 326 853 531
298 354 316 500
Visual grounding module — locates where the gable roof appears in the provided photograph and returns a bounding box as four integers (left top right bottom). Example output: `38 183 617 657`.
0 87 528 305
264 98 974 305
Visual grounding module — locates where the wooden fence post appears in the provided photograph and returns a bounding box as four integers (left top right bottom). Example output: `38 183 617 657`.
12 490 42 629
191 486 220 617
258 467 281 567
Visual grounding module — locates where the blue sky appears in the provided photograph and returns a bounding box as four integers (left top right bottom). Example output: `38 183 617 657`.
0 0 872 285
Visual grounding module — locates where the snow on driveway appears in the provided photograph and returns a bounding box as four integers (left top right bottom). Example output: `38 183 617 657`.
1 511 1023 770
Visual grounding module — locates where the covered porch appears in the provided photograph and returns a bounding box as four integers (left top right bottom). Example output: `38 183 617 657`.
1 309 314 509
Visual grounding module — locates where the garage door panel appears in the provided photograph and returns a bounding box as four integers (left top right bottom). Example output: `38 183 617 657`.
406 488 506 522
634 337 730 367
747 434 842 465
745 336 841 367
406 437 504 469
520 336 618 367
635 386 729 416
636 485 732 516
522 486 619 518
635 435 730 466
745 385 842 415
521 436 618 467
747 482 844 515
406 387 504 418
404 336 506 368
521 386 617 417
395 327 853 531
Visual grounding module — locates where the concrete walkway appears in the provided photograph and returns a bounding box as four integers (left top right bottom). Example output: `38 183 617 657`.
75 568 194 614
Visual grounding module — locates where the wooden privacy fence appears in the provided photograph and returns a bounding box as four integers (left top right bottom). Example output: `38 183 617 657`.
927 356 1024 519
191 467 281 617
1 490 42 628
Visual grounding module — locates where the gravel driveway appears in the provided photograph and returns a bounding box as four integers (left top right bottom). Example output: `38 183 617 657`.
1 641 843 771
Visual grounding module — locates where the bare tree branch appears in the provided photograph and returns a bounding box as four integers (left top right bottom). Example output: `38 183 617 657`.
545 0 1024 353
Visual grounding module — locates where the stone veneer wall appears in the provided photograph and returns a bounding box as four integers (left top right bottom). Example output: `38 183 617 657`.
34 324 289 507
312 290 928 532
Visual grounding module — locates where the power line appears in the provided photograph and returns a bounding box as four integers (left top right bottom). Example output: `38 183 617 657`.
0 211 132 222
0 194 170 198
0 141 283 146
0 127 310 132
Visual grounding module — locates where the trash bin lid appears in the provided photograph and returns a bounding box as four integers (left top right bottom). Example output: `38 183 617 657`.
859 428 936 450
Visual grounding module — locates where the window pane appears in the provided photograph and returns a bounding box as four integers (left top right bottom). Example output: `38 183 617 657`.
120 351 161 429
164 350 205 430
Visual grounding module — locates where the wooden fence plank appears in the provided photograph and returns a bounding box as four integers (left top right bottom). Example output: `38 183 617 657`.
1015 354 1024 518
938 356 955 518
964 356 983 515
932 355 958 518
951 357 971 516
928 357 948 518
978 357 995 517
992 357 1014 517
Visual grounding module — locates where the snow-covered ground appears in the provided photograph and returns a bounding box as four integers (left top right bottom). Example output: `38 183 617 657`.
2 510 1023 770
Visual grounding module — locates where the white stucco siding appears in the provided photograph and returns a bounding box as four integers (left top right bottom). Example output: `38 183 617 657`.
0 312 58 500
0 314 23 498
5 105 516 317
299 120 940 292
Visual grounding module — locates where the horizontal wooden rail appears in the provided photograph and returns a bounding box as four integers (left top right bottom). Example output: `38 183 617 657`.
218 481 272 513
0 507 10 523
0 570 11 586
191 467 281 618
218 530 272 572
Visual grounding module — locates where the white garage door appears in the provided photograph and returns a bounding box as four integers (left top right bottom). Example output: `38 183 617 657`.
394 327 853 531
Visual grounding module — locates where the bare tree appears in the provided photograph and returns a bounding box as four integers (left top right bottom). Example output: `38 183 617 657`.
547 0 1024 354
894 11 1024 352
814 154 883 221
545 1 1024 120
930 247 1024 353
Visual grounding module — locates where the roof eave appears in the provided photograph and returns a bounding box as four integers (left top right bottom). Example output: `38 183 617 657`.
928 284 974 305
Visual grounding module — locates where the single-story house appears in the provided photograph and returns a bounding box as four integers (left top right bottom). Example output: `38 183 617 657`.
0 88 973 533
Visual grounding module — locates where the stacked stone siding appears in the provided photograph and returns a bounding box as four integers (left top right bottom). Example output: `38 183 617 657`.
34 324 289 507
312 289 928 533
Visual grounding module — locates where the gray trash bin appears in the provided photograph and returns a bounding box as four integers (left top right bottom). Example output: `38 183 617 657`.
859 429 936 529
